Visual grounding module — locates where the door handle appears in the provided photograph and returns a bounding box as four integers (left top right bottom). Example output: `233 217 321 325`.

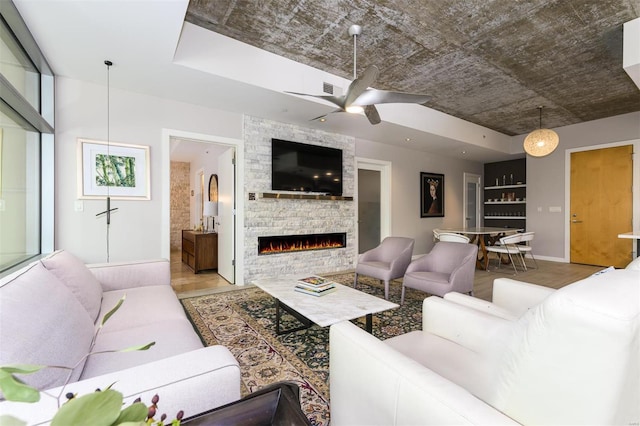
571 220 583 223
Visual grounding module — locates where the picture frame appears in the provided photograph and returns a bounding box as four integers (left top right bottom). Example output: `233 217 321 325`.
420 172 444 217
208 174 219 202
77 138 150 200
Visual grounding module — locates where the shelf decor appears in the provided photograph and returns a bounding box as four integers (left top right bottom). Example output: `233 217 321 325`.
420 172 444 218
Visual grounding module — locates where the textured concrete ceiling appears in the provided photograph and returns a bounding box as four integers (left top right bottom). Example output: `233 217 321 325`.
186 0 640 136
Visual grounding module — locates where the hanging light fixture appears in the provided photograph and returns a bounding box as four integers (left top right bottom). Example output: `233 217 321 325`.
96 59 118 262
523 106 559 157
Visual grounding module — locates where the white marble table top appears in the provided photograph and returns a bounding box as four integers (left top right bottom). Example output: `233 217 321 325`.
253 275 399 327
438 226 523 235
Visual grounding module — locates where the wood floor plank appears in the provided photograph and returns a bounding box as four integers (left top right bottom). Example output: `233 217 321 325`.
171 249 605 302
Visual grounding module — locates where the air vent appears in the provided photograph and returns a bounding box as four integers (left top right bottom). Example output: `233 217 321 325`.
322 82 334 95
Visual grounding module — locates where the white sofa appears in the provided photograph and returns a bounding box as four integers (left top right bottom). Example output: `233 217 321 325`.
330 266 640 425
0 250 241 424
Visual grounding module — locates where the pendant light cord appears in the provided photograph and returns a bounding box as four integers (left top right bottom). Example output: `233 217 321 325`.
352 32 357 79
105 60 112 262
538 106 543 129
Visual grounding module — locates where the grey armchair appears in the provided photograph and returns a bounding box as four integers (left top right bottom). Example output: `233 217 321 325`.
354 237 415 300
401 241 478 304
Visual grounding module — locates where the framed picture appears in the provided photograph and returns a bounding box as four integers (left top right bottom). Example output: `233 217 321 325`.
77 138 150 200
420 172 444 217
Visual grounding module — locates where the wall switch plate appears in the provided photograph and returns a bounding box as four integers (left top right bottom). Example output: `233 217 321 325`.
74 200 84 212
549 206 562 213
0 199 5 211
537 206 542 212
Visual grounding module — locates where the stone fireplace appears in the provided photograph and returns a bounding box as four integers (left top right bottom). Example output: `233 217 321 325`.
258 232 347 255
243 116 356 283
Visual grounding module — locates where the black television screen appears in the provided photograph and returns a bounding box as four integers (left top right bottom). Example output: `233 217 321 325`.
271 139 343 195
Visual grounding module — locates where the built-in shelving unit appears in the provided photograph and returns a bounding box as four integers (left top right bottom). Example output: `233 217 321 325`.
484 159 526 228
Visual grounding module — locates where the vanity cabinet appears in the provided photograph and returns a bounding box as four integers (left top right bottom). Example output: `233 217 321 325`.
182 230 218 273
484 159 526 229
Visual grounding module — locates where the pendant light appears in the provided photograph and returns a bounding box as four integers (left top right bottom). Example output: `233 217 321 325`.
523 106 559 157
96 59 118 262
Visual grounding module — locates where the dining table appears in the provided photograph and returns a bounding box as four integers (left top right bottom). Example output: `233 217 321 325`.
437 226 523 270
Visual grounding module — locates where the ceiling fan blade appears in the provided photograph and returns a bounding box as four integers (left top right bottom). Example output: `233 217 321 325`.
344 65 379 107
353 89 430 106
364 105 381 125
285 91 346 109
309 109 343 121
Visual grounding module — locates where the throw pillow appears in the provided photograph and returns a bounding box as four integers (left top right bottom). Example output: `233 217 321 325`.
41 250 103 321
0 262 95 391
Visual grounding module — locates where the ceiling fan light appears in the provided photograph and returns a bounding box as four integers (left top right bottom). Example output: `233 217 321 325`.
346 105 364 114
523 128 559 157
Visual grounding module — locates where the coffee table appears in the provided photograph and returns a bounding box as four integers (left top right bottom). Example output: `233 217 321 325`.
253 276 398 335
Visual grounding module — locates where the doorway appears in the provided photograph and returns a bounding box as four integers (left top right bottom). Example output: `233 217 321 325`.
463 173 482 228
356 158 391 254
163 129 244 288
570 144 633 268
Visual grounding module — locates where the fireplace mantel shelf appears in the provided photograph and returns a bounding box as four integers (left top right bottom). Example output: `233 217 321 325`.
261 192 353 201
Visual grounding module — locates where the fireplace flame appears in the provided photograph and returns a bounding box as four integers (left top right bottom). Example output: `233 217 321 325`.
259 237 345 255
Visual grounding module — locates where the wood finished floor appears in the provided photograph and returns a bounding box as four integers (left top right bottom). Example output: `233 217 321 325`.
170 250 233 294
170 250 604 301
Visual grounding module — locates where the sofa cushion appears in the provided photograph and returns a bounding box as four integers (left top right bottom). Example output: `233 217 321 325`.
0 262 95 391
41 250 103 321
98 285 194 333
81 318 204 379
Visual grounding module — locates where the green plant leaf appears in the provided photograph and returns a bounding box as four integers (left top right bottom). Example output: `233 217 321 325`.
119 342 156 352
113 402 148 424
101 295 126 327
0 365 45 375
51 389 122 426
0 414 28 426
0 370 40 403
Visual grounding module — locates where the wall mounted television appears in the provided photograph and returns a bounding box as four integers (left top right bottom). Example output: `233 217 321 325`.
271 138 343 196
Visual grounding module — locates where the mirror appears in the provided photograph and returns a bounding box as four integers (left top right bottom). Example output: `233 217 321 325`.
209 174 218 202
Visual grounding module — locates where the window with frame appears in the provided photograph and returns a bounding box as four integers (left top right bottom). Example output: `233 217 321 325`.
0 2 54 273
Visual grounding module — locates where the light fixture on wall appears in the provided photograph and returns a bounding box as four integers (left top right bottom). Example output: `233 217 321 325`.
523 106 559 157
96 59 119 261
203 201 218 232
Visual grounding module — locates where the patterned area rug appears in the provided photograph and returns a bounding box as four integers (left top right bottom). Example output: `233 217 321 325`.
180 273 426 426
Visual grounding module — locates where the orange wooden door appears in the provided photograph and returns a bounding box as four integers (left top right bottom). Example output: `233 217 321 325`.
570 145 633 267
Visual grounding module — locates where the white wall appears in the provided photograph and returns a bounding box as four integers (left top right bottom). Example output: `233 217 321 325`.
514 111 640 261
55 77 242 263
55 76 637 266
355 138 484 255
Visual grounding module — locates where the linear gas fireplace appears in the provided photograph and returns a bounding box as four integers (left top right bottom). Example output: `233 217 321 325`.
258 233 346 255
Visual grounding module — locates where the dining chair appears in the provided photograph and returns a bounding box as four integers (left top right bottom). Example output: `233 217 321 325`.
354 236 415 300
516 231 538 270
436 232 471 243
485 233 525 274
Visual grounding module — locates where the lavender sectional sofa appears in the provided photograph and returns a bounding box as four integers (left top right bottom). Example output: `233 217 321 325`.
0 250 240 424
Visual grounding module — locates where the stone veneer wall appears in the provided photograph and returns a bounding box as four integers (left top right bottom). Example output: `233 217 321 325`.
170 161 191 251
244 116 356 283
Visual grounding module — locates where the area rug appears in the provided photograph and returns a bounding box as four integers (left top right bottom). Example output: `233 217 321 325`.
180 273 426 426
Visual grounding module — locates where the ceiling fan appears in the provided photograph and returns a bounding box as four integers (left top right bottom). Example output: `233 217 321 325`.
286 25 431 125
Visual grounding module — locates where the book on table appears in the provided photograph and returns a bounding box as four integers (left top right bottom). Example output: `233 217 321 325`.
297 275 333 288
295 275 337 296
294 284 337 297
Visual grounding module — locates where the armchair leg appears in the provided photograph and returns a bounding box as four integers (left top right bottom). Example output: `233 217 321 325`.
400 286 405 305
383 280 389 300
353 273 358 288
